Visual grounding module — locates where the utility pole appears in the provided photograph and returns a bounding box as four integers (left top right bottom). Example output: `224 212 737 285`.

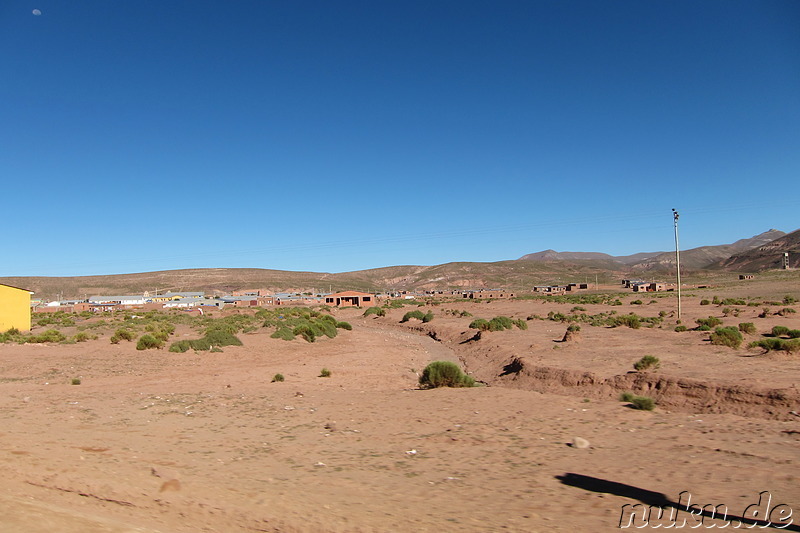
672 209 682 320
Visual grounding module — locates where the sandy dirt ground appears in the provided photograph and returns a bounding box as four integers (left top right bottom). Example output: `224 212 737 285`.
1 288 799 532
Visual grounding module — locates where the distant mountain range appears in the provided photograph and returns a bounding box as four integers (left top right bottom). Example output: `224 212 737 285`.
518 229 788 272
3 229 797 299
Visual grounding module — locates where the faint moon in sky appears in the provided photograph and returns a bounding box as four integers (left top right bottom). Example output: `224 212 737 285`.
32 8 42 15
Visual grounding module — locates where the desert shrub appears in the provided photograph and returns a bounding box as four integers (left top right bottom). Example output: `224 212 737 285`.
788 329 800 339
335 321 352 330
363 307 386 318
29 329 67 343
783 295 797 305
696 325 711 331
204 328 243 347
749 338 800 353
73 331 90 342
422 311 434 323
272 373 285 382
630 395 656 411
674 325 688 332
631 299 643 305
488 316 514 332
571 306 587 312
738 322 757 335
71 378 81 385
772 326 790 337
293 325 316 343
136 334 163 350
567 324 581 332
696 316 723 329
513 318 528 330
419 361 475 389
710 327 743 349
720 298 746 306
633 355 660 372
700 299 710 305
610 314 641 329
319 368 331 378
271 327 295 341
619 391 635 402
469 318 490 331
712 296 720 305
110 328 135 344
777 307 797 316
401 310 425 323
169 340 192 353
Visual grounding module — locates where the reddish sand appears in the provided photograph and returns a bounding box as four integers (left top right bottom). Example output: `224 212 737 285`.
1 293 799 532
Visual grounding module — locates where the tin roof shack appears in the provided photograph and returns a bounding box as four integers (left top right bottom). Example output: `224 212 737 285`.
565 283 589 291
324 291 375 307
532 285 567 295
632 282 666 292
622 279 647 289
462 290 516 299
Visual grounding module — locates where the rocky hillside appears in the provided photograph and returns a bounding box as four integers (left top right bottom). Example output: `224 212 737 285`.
712 229 800 272
631 229 786 272
519 229 787 273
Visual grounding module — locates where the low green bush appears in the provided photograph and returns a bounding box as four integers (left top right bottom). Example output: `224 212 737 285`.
749 338 800 353
363 307 386 318
29 329 67 343
633 355 660 371
710 327 743 349
419 361 476 389
270 327 295 341
674 325 688 332
700 299 710 305
401 310 425 323
488 316 514 332
619 392 656 410
272 373 285 382
772 326 790 337
738 322 757 335
319 368 331 378
422 312 434 323
631 396 656 411
696 316 723 329
468 318 490 331
136 334 163 350
336 321 352 330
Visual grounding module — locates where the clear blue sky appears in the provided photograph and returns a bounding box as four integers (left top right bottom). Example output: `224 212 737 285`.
2 0 798 276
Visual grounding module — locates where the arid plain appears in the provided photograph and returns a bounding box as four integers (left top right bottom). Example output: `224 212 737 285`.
1 277 799 532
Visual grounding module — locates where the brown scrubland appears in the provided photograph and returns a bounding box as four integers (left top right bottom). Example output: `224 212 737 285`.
1 276 799 532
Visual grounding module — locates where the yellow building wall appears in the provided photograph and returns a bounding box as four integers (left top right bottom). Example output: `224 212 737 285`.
0 284 32 332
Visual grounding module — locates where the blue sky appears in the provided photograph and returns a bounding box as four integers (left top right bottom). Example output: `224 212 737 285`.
2 0 798 276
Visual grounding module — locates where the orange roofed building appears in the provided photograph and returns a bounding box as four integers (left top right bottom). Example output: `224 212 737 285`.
324 291 376 307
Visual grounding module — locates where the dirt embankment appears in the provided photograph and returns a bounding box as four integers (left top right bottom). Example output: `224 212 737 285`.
388 320 800 421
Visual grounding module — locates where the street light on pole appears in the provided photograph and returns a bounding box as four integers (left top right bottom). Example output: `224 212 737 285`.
672 208 681 320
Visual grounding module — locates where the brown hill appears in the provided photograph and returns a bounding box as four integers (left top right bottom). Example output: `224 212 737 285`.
713 228 800 272
2 260 625 301
630 229 786 272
